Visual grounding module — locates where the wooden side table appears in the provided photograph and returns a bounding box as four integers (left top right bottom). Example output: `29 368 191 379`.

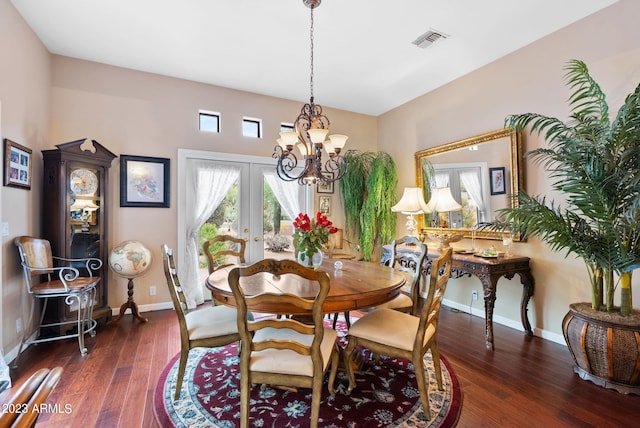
382 245 535 350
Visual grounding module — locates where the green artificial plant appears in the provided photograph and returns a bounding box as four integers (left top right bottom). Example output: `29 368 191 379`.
501 59 640 315
340 151 397 261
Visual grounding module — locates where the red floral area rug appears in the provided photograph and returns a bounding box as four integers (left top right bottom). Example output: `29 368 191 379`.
154 319 462 427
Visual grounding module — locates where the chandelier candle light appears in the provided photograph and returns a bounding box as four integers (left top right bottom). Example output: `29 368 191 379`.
273 0 348 185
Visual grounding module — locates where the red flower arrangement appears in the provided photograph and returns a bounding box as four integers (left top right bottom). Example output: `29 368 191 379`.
292 212 338 263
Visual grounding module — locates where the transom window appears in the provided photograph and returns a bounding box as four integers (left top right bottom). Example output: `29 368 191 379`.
199 110 220 133
242 117 262 138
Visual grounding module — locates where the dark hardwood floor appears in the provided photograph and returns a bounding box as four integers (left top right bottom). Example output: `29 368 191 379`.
2 306 639 427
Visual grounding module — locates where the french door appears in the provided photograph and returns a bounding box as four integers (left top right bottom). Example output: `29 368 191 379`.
177 150 310 301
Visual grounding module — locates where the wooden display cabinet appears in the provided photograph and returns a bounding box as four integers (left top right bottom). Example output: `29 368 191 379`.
42 139 117 329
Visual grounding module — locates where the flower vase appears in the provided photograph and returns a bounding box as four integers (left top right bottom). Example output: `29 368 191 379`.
297 250 324 269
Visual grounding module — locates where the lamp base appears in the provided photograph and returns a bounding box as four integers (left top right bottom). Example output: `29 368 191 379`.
427 231 463 251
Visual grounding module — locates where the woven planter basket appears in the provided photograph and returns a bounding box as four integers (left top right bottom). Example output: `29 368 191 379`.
562 302 640 394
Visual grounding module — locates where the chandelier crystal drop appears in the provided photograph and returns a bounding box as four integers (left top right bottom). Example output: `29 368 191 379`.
273 0 348 186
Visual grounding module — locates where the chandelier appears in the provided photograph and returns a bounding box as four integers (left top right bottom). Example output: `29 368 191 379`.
273 0 348 186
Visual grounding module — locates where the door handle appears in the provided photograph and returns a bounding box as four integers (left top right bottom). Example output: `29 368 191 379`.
254 237 260 242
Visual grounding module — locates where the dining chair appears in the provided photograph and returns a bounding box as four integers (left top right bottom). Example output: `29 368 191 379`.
228 259 339 428
342 247 453 419
161 244 241 401
203 234 246 274
326 228 355 260
13 236 101 367
330 235 426 329
375 235 428 315
0 366 63 427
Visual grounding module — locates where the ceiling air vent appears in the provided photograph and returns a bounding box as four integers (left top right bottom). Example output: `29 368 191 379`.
412 29 449 49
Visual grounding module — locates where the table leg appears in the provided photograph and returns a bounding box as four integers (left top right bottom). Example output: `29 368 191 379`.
476 273 498 351
518 271 535 336
110 278 149 323
477 271 534 350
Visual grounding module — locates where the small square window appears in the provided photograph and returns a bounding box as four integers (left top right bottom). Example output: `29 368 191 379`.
280 123 295 133
243 117 262 138
199 111 220 133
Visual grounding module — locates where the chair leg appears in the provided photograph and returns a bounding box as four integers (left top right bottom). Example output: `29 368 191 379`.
342 337 358 394
414 355 431 420
174 349 189 401
332 312 350 329
430 341 444 390
73 294 88 356
310 374 322 428
327 344 339 396
12 295 37 369
239 364 250 428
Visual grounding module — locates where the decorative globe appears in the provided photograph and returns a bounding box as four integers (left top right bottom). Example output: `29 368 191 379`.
109 240 152 279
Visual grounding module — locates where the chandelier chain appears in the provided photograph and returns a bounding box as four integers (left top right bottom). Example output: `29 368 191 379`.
309 5 314 102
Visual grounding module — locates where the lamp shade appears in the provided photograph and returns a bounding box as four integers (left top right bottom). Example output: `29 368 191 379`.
70 199 99 211
279 131 299 147
391 187 431 214
425 187 462 213
308 128 329 144
328 134 348 149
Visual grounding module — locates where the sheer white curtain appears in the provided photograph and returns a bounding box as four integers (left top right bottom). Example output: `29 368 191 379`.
434 172 449 188
264 173 302 220
460 169 486 220
183 160 240 308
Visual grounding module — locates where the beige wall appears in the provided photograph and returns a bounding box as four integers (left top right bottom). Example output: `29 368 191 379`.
379 0 640 340
0 0 51 356
2 0 640 358
49 56 377 318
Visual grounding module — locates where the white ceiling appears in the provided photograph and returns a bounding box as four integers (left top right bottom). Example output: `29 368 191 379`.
11 0 617 116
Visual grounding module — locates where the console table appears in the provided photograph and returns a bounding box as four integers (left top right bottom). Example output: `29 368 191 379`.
382 245 535 350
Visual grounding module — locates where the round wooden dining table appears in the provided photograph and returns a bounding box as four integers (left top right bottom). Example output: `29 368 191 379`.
205 258 408 315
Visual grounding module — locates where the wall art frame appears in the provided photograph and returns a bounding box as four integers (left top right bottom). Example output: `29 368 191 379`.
489 166 506 195
120 155 170 208
4 138 32 190
316 173 334 194
319 195 331 216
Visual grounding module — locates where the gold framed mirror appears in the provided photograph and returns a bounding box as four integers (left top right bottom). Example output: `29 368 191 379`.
414 128 524 241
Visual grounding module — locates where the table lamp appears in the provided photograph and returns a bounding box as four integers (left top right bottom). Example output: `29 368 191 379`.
70 199 99 232
391 187 431 239
425 187 463 250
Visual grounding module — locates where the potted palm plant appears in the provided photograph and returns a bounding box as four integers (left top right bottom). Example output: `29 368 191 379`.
501 59 640 394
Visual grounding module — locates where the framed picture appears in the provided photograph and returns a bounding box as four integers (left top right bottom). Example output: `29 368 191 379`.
316 173 334 194
4 139 32 190
489 167 506 195
319 196 331 216
120 155 170 207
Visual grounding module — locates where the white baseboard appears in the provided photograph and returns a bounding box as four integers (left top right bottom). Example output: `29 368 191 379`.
111 301 174 316
442 298 566 346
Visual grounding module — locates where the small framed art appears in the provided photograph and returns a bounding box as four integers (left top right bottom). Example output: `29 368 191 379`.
4 139 32 190
489 167 506 195
120 155 170 207
316 173 334 194
319 196 331 216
